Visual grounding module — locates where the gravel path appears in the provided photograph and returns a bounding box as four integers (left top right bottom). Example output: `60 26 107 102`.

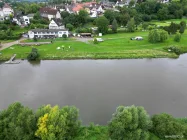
0 38 26 51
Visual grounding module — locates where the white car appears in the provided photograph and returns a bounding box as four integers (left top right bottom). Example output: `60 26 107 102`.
93 38 104 42
131 36 143 40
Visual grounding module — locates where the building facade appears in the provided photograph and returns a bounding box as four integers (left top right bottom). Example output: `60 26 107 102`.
28 29 69 39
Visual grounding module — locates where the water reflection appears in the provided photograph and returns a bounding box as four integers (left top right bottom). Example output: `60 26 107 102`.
28 60 41 66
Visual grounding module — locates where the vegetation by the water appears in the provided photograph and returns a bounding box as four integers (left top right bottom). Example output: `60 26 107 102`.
1 30 187 60
0 102 187 140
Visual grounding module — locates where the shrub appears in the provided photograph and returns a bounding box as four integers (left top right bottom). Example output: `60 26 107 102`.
33 36 37 42
108 105 152 140
62 34 67 40
27 48 39 61
93 38 98 44
166 46 181 55
174 33 181 42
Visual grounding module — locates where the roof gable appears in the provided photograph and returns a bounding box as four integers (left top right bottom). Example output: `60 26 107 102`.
40 7 57 15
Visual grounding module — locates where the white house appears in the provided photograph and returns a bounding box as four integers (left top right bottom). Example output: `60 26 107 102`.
161 0 169 3
3 3 14 16
49 20 65 29
40 7 61 20
28 29 69 39
21 16 30 25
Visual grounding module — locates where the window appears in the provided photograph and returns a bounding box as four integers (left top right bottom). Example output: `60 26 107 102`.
59 31 63 34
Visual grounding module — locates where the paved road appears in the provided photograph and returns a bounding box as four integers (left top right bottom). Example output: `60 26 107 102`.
0 38 26 51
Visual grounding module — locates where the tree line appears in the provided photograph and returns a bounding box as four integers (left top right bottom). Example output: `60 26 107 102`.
0 102 187 140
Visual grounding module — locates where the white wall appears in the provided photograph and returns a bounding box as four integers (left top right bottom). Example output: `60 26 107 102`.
56 11 61 19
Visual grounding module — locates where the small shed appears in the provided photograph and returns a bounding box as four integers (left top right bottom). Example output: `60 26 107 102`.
80 33 92 37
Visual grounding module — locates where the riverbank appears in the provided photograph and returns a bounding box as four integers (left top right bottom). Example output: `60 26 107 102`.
1 31 187 60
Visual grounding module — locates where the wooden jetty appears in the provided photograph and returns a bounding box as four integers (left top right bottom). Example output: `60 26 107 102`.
5 54 20 64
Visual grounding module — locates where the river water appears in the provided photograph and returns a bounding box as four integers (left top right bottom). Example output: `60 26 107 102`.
0 55 187 125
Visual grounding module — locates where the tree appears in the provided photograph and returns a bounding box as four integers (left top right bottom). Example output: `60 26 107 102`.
96 16 109 34
159 30 169 42
127 18 135 32
142 22 149 30
118 13 130 26
157 7 168 20
108 105 152 140
27 48 39 61
0 102 37 140
35 105 80 140
151 113 186 139
77 10 88 26
112 19 118 33
61 11 70 19
179 21 186 34
129 0 135 7
168 22 180 34
66 23 74 31
148 29 168 43
104 9 117 24
33 12 41 20
134 14 142 27
174 32 181 42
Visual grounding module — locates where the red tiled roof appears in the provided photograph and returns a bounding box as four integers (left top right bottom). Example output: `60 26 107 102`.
72 2 97 12
40 7 57 15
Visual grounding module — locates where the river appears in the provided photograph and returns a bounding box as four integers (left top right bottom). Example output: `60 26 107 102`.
0 54 187 125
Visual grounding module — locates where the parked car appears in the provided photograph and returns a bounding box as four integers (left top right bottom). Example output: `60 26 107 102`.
93 38 104 42
131 36 143 40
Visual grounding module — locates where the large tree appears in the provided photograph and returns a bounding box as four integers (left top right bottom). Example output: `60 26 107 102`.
96 16 109 34
151 113 187 139
0 102 37 140
108 105 152 140
35 105 80 140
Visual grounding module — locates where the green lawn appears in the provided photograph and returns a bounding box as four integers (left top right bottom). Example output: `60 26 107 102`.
1 31 187 60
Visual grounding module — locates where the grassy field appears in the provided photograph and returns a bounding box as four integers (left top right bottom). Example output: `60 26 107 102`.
150 19 187 26
1 30 187 60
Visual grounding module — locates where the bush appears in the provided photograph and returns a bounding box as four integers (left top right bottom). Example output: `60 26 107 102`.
62 34 67 40
27 48 39 61
66 23 74 31
76 27 91 33
151 113 186 139
33 36 37 42
166 46 181 55
108 105 152 140
174 33 181 42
